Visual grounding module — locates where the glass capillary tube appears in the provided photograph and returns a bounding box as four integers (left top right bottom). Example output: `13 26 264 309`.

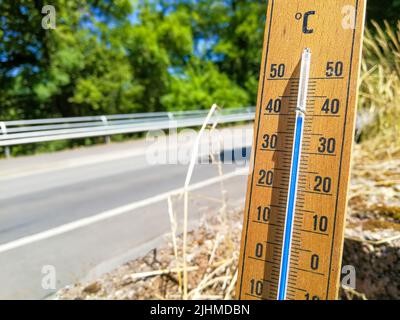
277 48 311 300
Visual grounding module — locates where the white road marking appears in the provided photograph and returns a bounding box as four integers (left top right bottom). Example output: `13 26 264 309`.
0 168 249 254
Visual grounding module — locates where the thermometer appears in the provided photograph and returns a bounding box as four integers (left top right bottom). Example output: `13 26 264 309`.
237 0 366 300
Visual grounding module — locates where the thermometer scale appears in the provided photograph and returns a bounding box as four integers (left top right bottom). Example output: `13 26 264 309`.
237 0 366 300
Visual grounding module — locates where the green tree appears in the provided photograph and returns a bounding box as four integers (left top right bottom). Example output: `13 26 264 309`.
123 1 194 112
161 58 249 110
1 0 398 122
0 0 140 119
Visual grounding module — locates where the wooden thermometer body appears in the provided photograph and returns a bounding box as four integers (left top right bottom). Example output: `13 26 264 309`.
237 0 366 300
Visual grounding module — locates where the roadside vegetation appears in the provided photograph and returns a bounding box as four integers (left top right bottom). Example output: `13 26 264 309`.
1 1 399 156
359 21 400 145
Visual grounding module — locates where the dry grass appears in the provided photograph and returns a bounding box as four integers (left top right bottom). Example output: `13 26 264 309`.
358 20 400 143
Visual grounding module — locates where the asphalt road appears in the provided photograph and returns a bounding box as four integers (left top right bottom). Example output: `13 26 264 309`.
0 126 252 299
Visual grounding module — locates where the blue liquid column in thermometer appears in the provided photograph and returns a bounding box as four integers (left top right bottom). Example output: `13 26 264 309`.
277 48 312 300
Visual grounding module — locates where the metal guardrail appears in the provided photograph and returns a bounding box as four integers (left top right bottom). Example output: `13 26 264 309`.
0 108 256 157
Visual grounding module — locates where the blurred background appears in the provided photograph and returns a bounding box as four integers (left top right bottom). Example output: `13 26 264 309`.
0 1 398 300
0 0 398 155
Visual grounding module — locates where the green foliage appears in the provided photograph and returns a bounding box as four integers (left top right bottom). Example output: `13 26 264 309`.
0 0 398 155
123 2 194 112
0 0 141 119
162 59 250 110
0 0 265 122
211 1 265 99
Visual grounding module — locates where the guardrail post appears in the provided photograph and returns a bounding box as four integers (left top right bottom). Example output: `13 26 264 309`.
0 122 10 158
168 112 174 121
100 116 111 144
